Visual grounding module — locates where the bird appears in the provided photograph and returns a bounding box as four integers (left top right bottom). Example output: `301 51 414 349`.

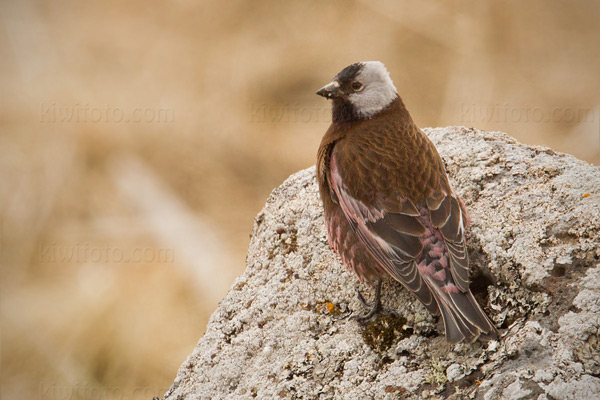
315 61 496 343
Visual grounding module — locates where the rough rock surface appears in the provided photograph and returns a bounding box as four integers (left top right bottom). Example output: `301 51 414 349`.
163 127 600 400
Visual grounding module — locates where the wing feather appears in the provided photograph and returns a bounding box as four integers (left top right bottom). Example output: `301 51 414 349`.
330 155 437 314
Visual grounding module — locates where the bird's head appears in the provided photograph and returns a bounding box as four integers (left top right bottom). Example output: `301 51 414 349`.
316 61 398 120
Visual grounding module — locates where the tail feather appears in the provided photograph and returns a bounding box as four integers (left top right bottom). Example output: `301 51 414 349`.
433 287 497 343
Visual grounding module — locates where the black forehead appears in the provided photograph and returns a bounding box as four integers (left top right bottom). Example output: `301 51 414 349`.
334 62 364 83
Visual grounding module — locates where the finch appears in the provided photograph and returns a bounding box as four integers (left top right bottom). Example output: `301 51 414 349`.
316 61 496 343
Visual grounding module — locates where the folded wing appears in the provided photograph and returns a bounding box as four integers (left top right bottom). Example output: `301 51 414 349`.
330 152 495 343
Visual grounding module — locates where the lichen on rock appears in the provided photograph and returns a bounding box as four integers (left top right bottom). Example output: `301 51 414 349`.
162 127 600 400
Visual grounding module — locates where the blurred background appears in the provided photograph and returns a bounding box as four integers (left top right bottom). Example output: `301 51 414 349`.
1 0 599 399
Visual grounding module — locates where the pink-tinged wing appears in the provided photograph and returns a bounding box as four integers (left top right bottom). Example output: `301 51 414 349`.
330 153 495 342
426 191 470 292
329 155 438 315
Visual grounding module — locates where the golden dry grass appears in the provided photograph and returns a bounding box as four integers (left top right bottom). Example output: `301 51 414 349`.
1 1 599 399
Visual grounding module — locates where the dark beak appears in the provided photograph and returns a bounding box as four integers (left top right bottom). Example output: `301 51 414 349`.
316 81 341 99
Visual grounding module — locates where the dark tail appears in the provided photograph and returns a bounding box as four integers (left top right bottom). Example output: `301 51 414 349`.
435 289 497 344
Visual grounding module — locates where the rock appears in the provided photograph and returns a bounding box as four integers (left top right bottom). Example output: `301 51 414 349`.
162 127 600 400
446 363 466 382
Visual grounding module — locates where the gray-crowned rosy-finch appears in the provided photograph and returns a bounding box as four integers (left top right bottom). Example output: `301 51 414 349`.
316 61 496 343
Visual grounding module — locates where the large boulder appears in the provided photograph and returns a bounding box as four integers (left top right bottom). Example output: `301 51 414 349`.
163 127 600 400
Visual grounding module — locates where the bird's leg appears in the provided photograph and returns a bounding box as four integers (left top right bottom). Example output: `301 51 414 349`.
353 279 382 320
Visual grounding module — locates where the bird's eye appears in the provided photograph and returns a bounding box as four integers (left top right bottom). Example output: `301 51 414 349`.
351 81 363 91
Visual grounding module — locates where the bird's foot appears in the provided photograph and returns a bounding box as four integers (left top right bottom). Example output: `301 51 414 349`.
352 280 382 321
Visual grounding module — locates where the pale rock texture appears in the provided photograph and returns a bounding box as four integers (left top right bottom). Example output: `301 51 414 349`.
162 127 600 400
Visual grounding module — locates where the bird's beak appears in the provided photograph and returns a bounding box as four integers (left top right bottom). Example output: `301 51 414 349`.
316 81 341 99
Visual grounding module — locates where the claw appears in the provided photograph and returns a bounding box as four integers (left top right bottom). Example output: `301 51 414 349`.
352 280 382 321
